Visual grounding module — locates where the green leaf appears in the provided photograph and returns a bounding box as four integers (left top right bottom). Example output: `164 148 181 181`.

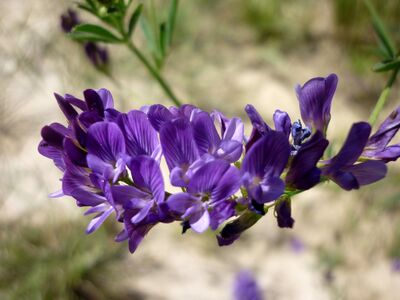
159 22 168 57
364 0 396 59
77 3 94 14
166 0 179 46
373 57 400 72
128 4 143 37
70 24 122 43
85 0 97 10
140 16 163 64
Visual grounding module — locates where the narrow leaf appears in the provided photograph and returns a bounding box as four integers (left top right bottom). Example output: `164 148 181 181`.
166 0 179 46
140 16 163 67
85 0 97 10
373 57 400 72
70 24 122 43
160 22 168 57
364 0 396 59
78 4 95 14
128 4 143 37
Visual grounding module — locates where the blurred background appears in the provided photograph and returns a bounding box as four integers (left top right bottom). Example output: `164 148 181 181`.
1 0 400 299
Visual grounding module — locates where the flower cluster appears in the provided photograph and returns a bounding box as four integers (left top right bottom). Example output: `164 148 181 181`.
38 74 400 253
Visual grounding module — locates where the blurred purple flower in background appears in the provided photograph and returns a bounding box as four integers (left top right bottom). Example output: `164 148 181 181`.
391 258 400 273
60 9 80 33
290 237 305 253
60 9 110 71
233 270 263 300
84 42 109 70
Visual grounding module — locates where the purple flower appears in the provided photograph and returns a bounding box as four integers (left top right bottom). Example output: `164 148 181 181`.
167 160 240 233
38 123 69 171
117 110 161 160
273 109 291 138
86 121 127 182
363 106 400 162
233 270 263 300
296 73 338 134
110 155 166 252
160 118 200 187
244 104 272 151
290 237 305 253
275 198 294 228
286 131 329 190
322 122 387 190
117 210 160 253
241 130 290 204
60 9 80 33
192 111 243 163
62 159 114 233
391 258 400 273
145 104 199 131
84 42 109 70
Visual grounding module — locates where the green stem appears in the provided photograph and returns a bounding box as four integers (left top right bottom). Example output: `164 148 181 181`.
125 40 182 106
368 68 399 126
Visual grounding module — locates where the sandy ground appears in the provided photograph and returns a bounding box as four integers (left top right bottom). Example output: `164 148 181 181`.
1 1 400 299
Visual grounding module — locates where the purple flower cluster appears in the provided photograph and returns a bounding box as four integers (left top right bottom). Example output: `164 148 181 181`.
38 74 400 253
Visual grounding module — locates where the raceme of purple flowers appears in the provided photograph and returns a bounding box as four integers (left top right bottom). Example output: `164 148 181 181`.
38 74 400 253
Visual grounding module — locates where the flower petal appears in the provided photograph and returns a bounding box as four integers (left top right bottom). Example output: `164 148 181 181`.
296 73 338 133
286 131 329 190
167 193 198 214
160 118 199 170
275 199 294 228
97 88 114 109
209 200 235 230
54 93 78 121
84 89 105 117
64 93 87 111
40 123 68 148
367 106 400 151
147 104 174 131
249 176 285 204
216 140 243 162
327 122 371 170
130 202 153 224
222 117 244 143
188 160 241 202
192 111 221 156
118 110 158 157
62 170 105 206
63 137 87 167
189 209 210 233
343 160 387 187
366 144 400 162
111 185 148 208
38 140 65 171
86 207 114 234
86 121 125 163
241 130 290 178
245 104 271 134
273 109 291 138
129 156 165 203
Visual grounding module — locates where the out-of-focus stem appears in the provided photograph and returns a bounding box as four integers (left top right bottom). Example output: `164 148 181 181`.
368 68 399 126
125 40 182 106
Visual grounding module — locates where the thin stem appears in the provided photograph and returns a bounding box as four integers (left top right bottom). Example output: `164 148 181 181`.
125 40 182 106
368 68 399 126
